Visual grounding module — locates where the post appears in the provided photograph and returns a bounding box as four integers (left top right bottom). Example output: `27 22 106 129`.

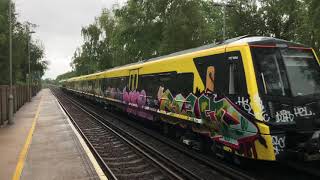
26 23 35 101
223 5 226 41
212 0 234 41
8 0 13 125
0 87 4 125
27 26 31 102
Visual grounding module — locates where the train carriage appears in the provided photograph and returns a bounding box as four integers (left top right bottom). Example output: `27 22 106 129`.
61 36 320 161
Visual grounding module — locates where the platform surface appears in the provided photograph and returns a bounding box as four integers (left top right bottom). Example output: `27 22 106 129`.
0 91 39 179
0 89 102 180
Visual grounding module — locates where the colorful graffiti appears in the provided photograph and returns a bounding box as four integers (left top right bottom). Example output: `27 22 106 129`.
122 88 153 120
157 87 263 158
104 85 265 158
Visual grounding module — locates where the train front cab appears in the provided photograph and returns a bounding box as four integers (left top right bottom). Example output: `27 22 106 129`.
242 40 320 161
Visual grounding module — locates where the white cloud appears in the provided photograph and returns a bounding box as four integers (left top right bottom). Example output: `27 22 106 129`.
14 0 126 79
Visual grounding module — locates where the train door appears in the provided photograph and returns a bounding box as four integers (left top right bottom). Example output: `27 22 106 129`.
128 69 139 91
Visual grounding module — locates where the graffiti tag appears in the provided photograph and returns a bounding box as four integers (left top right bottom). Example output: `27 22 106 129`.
294 106 314 117
253 95 270 122
276 110 294 123
157 88 261 158
236 97 254 116
236 96 270 122
272 135 286 155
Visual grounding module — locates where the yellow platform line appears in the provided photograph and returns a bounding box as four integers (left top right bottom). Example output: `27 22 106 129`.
12 96 43 180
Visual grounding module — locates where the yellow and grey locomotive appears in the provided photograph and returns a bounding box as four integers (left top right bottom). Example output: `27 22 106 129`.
61 36 320 161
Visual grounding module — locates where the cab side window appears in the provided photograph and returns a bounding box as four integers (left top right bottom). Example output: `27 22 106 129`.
228 51 247 95
193 51 247 95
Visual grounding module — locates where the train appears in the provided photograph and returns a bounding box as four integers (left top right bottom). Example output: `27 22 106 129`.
61 36 320 162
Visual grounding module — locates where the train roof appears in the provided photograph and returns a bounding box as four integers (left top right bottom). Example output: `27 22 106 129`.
101 35 306 70
63 35 307 82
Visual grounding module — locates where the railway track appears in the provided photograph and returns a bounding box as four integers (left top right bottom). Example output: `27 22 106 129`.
52 88 212 180
52 87 255 180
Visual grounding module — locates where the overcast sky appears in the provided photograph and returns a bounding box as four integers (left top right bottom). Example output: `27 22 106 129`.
14 0 126 79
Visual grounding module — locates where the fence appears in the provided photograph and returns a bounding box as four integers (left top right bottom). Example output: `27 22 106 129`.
0 85 41 125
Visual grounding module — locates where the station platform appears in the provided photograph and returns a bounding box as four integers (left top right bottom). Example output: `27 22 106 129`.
0 89 106 180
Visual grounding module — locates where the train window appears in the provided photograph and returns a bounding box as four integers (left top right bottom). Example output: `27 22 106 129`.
194 51 247 95
101 77 129 92
85 80 89 92
112 78 118 88
251 48 290 96
139 72 193 97
229 63 236 94
115 77 127 90
118 77 127 90
96 79 101 95
88 80 94 93
228 52 247 95
175 73 194 96
139 74 158 98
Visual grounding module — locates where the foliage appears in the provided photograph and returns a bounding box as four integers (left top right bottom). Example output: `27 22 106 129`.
67 0 320 78
41 78 58 88
56 71 76 82
0 0 47 85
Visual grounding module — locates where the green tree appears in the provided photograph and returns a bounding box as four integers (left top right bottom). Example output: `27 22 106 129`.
259 0 302 39
306 0 320 55
0 0 47 85
66 0 320 79
159 0 214 54
56 71 76 82
227 0 266 38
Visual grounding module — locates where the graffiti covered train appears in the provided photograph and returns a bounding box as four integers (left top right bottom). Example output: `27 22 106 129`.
61 36 320 161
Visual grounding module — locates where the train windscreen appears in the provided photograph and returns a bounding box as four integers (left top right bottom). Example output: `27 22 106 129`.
251 47 320 97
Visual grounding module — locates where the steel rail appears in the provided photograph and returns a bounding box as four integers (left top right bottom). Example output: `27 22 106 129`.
60 88 256 180
102 109 256 180
52 88 200 180
52 89 118 180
